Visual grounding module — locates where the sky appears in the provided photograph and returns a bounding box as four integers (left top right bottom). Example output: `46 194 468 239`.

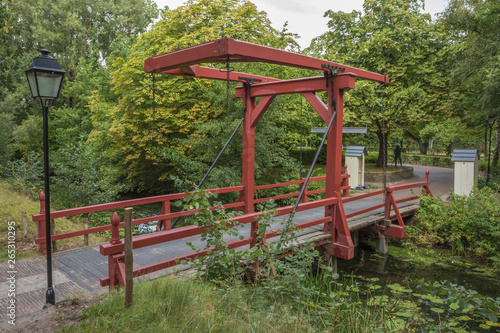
153 0 450 49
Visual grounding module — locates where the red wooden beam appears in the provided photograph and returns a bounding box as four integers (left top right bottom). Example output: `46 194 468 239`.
235 74 356 98
163 65 281 83
144 38 389 83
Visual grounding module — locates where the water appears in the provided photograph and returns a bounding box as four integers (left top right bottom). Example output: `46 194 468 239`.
336 242 500 299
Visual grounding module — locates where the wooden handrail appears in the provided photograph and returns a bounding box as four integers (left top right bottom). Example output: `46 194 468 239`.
34 168 352 253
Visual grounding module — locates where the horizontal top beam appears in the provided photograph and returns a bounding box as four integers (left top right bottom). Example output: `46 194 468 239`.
234 74 356 98
145 38 389 83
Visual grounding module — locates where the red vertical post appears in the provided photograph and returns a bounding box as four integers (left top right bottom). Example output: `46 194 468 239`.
158 201 171 231
301 181 308 203
342 164 350 197
242 97 256 215
38 191 47 254
324 77 354 260
109 212 121 291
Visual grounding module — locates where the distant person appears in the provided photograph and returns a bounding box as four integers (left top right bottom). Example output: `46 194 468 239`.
394 145 402 167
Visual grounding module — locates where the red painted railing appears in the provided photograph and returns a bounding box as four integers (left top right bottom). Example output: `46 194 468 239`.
100 197 337 288
33 167 350 253
99 170 431 290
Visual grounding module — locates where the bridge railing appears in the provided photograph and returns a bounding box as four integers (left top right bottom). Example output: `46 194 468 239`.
32 167 350 254
99 170 430 289
255 166 350 204
343 169 433 237
99 197 337 289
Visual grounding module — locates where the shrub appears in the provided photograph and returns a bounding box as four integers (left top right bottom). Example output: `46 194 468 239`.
409 188 500 258
401 153 453 167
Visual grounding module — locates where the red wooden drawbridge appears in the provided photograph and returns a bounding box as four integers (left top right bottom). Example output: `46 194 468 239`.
144 37 389 260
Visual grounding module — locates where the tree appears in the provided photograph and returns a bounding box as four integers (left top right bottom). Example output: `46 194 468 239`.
442 0 500 165
89 0 300 193
308 0 450 165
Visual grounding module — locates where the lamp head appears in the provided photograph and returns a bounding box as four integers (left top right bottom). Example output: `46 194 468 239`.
25 49 65 104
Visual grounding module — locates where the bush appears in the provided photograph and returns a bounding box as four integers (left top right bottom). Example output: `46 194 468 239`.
408 188 500 258
401 153 453 167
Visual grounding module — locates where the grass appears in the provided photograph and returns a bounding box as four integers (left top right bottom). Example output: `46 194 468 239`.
0 181 107 261
62 276 312 333
62 273 396 333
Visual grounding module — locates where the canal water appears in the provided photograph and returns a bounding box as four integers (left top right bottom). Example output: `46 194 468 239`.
335 241 500 331
336 242 500 299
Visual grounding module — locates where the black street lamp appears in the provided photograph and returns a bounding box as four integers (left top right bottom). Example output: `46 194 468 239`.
25 49 65 305
487 116 496 185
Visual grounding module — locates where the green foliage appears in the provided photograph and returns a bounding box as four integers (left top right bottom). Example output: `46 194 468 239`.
68 264 500 332
177 186 315 285
0 113 14 165
51 142 124 208
409 188 500 258
12 115 43 157
415 279 500 329
4 0 159 77
309 0 451 167
1 152 43 199
88 0 300 192
177 187 246 281
443 0 500 125
401 153 453 167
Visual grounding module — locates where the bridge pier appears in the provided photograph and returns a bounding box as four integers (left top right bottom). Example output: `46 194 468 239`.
351 230 359 247
375 234 389 254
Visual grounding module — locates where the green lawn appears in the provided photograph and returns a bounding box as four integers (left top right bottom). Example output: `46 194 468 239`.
0 181 106 261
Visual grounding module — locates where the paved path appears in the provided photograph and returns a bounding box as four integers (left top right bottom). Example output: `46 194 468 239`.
0 164 453 324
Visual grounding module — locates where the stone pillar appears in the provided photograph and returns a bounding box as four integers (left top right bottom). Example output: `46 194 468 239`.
375 234 388 254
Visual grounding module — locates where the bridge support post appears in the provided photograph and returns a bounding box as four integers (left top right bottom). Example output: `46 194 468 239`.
241 97 256 215
375 234 389 254
324 79 354 260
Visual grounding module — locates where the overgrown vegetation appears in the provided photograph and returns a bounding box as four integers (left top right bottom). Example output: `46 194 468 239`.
408 187 500 259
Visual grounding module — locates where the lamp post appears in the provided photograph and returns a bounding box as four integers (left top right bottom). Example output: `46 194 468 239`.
487 116 496 185
25 49 65 305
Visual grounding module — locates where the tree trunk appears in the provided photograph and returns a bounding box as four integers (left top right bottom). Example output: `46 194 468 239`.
376 130 389 168
418 140 428 155
485 128 488 158
493 126 499 167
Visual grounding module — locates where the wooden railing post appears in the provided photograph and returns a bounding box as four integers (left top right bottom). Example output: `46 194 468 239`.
38 191 46 254
422 169 434 197
342 164 350 197
109 212 122 291
157 201 171 231
83 218 89 246
301 180 308 203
